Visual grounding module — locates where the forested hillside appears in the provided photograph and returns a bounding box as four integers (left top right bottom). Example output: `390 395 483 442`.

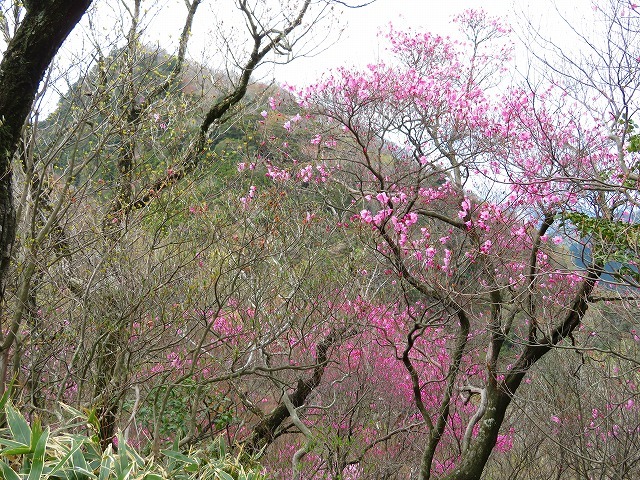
0 1 639 479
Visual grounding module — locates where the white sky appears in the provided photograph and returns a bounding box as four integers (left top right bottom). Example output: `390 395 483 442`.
29 0 605 116
125 0 595 88
272 0 517 86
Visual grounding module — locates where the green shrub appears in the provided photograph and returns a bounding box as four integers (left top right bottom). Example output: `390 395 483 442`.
0 393 265 480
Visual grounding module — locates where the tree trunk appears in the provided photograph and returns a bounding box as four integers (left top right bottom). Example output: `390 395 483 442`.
440 270 599 480
244 328 344 456
0 0 92 393
440 384 510 480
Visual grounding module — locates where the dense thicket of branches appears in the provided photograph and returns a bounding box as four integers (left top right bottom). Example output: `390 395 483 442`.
0 1 639 479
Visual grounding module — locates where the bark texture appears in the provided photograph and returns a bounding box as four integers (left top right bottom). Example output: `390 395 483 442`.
0 0 92 390
244 329 342 456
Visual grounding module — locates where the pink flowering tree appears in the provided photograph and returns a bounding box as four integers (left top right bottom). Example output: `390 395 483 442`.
249 8 640 479
258 299 513 479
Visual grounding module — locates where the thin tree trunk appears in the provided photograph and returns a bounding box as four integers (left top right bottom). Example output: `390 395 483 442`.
419 310 470 479
439 269 600 480
0 0 92 395
244 328 343 456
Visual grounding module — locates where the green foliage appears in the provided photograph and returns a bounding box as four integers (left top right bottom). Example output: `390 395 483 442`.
622 118 640 153
565 212 640 284
132 380 233 441
566 212 640 258
0 401 266 480
628 134 640 153
567 212 640 244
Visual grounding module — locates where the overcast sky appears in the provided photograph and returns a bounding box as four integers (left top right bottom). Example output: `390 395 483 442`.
272 0 518 86
38 0 602 117
125 0 593 88
210 0 592 87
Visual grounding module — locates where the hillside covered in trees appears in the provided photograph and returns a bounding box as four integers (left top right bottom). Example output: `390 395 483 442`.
1 1 640 479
